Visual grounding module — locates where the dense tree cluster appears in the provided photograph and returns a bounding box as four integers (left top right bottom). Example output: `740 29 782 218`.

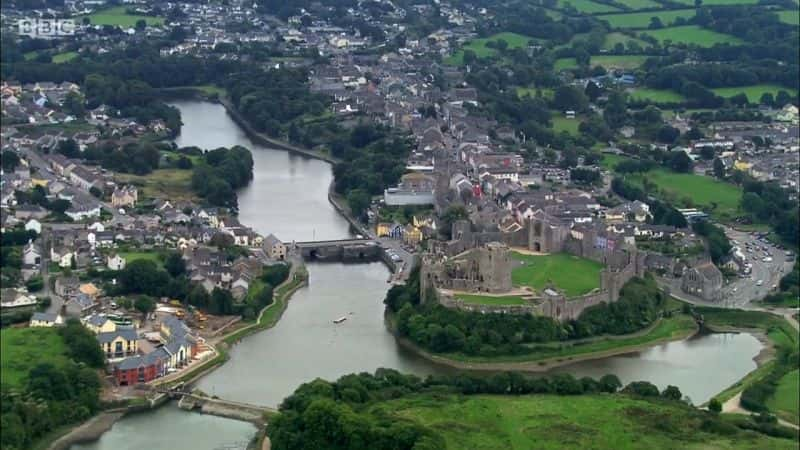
191 146 254 207
386 269 668 357
738 177 798 246
84 141 163 175
691 220 732 264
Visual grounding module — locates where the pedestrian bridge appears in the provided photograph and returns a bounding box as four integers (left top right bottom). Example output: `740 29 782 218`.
286 239 382 261
178 393 276 424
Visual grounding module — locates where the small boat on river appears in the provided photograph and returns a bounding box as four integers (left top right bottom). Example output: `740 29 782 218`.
333 316 347 324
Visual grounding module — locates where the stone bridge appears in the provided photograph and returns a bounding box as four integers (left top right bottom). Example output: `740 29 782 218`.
177 393 276 424
287 239 382 262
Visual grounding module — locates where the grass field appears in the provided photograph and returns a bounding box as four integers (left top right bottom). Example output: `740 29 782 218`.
601 32 650 50
82 6 164 27
455 294 528 306
118 251 162 266
446 32 535 65
711 84 798 103
52 51 78 63
626 169 743 221
591 55 649 69
614 0 661 9
554 57 578 70
384 393 796 450
511 252 603 297
557 0 620 13
598 9 697 28
767 369 799 424
671 0 759 4
1 327 70 389
599 153 631 170
115 168 196 202
629 88 686 103
777 10 799 25
551 115 583 135
639 25 744 47
516 86 555 100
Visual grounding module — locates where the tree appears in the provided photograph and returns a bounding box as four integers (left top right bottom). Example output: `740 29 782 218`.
661 385 683 401
708 398 722 413
135 19 147 31
118 259 169 296
623 381 660 397
699 146 715 161
657 125 680 144
56 139 80 158
187 284 210 308
2 150 21 172
164 252 186 277
584 81 602 101
440 205 467 239
62 91 85 117
668 151 692 173
134 296 155 315
599 374 622 393
775 90 792 107
759 92 774 107
648 17 664 29
462 49 477 65
346 189 371 219
553 85 589 112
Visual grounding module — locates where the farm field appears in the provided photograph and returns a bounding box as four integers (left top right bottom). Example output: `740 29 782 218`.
445 32 535 65
626 169 744 221
554 57 578 70
557 0 620 13
511 252 603 297
711 84 798 102
601 32 650 50
766 369 799 424
591 55 649 69
598 9 696 28
551 115 583 135
613 0 661 9
638 25 744 47
777 10 799 25
455 294 528 306
385 393 797 450
1 327 70 389
629 88 686 103
82 6 164 27
671 0 759 5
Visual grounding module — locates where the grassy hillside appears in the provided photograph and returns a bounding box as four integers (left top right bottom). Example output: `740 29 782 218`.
383 393 797 450
0 327 70 389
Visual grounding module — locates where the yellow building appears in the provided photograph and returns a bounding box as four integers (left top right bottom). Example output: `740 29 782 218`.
403 225 423 246
83 314 117 334
31 177 50 188
376 222 392 237
97 329 138 359
734 160 752 171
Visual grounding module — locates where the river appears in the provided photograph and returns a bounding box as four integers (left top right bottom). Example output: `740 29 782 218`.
73 100 765 449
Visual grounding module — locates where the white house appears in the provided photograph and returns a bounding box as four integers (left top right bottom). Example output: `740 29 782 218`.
107 253 126 271
30 312 64 327
25 219 42 234
23 240 41 266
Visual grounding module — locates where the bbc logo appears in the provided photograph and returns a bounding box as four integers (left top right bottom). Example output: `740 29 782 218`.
18 18 76 37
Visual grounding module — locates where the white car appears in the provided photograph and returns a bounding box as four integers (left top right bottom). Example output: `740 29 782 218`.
756 280 763 286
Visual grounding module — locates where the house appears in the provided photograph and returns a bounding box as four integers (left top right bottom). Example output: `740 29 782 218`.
55 275 80 296
79 282 100 298
22 240 41 266
83 313 117 333
30 312 64 327
25 219 42 234
111 185 138 208
69 165 102 192
403 224 423 246
0 289 37 309
97 328 139 359
65 293 96 317
376 222 392 237
107 253 126 271
262 234 286 260
112 348 168 385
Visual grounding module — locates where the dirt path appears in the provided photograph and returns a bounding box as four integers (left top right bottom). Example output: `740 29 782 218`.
722 392 799 430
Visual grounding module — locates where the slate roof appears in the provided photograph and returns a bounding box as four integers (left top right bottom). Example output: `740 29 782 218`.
96 328 138 344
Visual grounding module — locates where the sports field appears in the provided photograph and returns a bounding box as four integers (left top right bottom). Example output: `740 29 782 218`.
598 9 696 28
557 0 620 13
629 88 686 103
83 6 164 27
446 32 535 65
455 294 528 306
551 115 582 135
638 25 744 47
711 84 798 103
386 393 797 450
766 369 799 424
1 327 70 389
511 252 603 297
591 55 649 69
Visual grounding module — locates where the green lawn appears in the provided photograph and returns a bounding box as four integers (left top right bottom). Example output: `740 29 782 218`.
766 369 799 424
1 327 70 390
626 169 743 221
777 10 799 26
446 32 536 65
511 252 603 297
711 84 798 103
557 0 620 13
554 57 578 70
384 393 797 450
516 86 555 100
591 55 650 69
601 32 650 50
52 51 78 63
551 115 582 135
82 6 164 27
598 9 697 28
118 251 162 266
638 25 744 47
599 153 632 171
629 88 687 103
455 294 528 306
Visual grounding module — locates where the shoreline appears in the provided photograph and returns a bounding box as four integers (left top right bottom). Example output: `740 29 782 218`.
388 315 700 373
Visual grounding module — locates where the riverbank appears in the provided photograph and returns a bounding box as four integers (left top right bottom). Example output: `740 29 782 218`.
388 313 700 373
